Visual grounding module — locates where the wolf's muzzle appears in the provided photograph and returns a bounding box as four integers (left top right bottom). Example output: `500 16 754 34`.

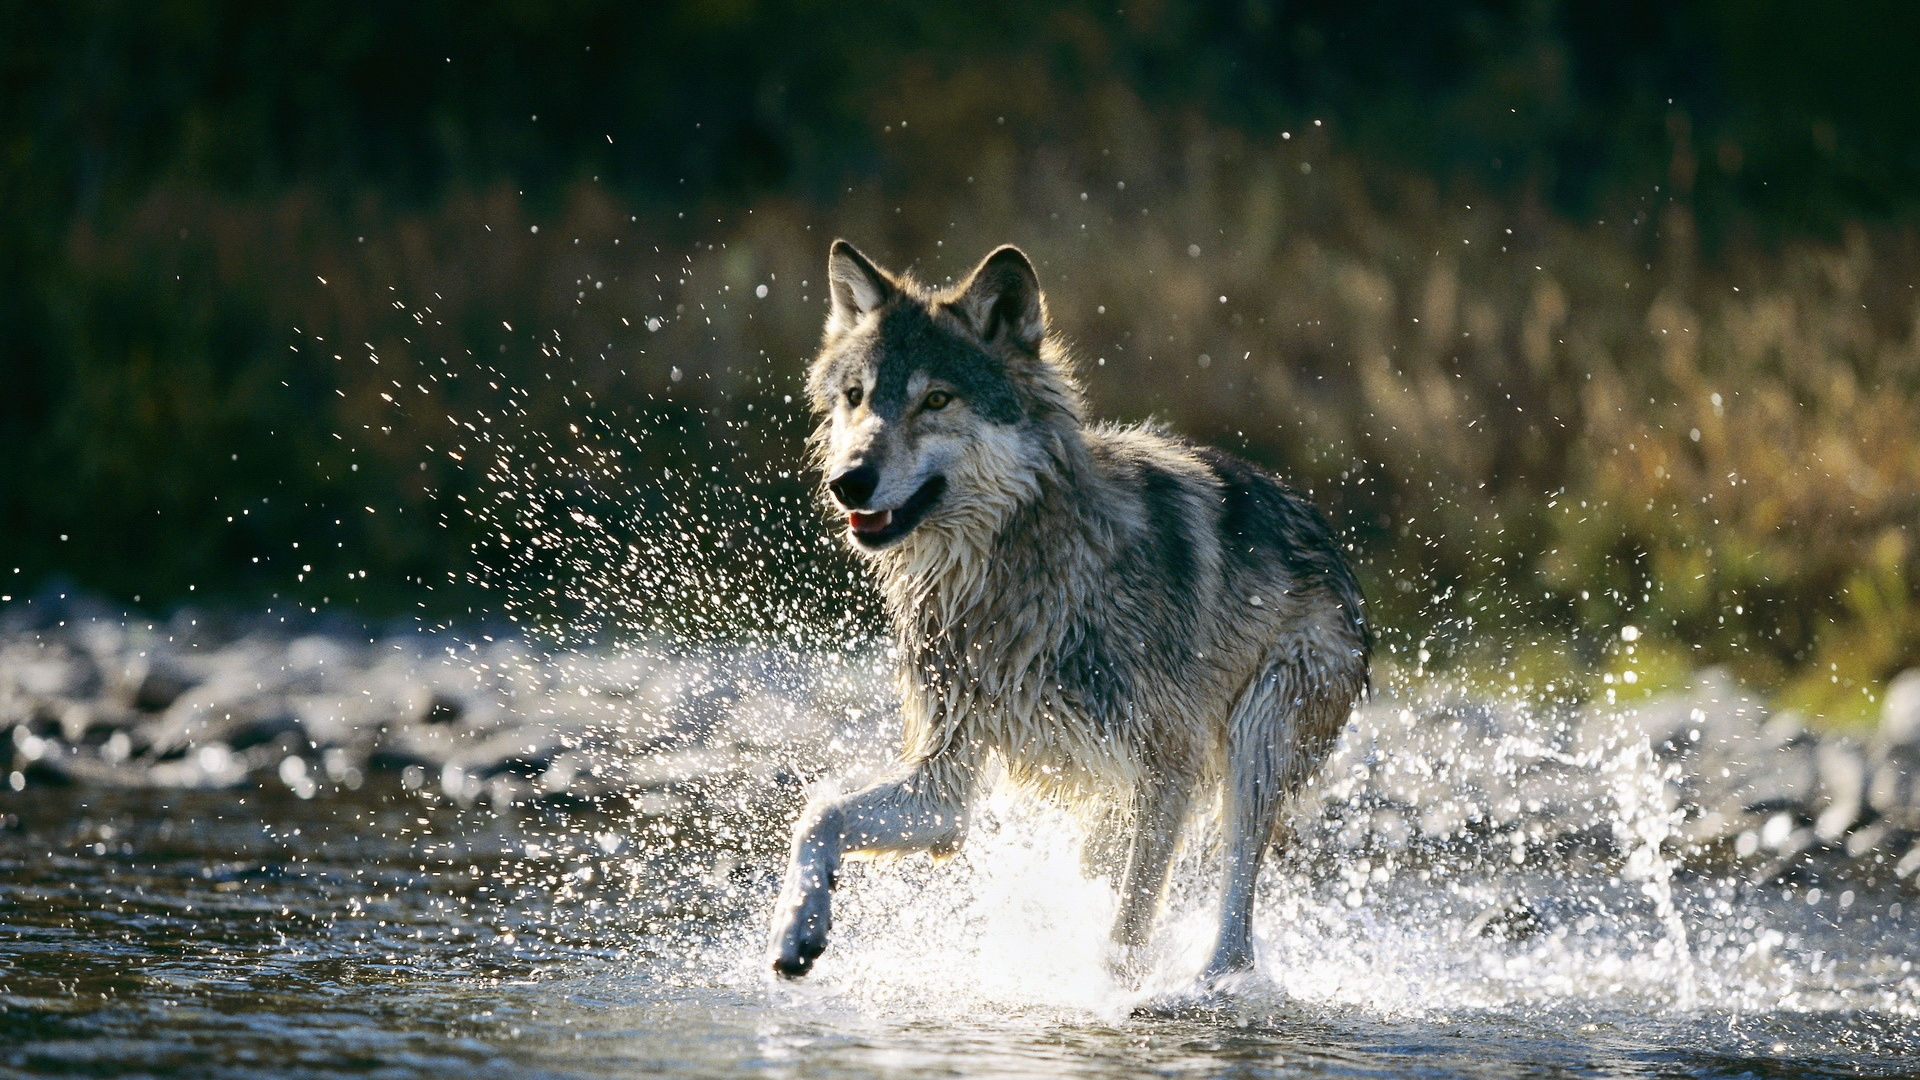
847 475 945 549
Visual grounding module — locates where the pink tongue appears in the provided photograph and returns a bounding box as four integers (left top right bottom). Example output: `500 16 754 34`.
849 509 893 533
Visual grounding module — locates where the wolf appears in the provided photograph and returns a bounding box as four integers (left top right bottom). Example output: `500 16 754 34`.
767 241 1370 986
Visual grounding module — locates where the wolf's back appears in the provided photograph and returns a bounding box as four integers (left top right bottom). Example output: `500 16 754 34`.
1077 424 1369 666
1189 444 1372 668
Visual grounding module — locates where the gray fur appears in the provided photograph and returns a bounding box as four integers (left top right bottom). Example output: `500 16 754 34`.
770 241 1371 986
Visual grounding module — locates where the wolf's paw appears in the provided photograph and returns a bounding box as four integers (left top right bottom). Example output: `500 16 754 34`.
767 883 832 979
1194 946 1256 989
1128 983 1233 1020
1127 970 1261 1019
771 934 825 979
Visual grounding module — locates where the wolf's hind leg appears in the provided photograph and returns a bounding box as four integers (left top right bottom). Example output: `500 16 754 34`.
767 761 970 978
1200 655 1338 983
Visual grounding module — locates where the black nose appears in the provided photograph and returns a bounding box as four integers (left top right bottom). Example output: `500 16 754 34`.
828 464 879 509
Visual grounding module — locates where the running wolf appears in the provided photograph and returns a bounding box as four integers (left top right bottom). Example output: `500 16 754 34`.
767 241 1370 985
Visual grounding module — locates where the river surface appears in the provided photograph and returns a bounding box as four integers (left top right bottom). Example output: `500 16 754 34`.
4 765 1918 1079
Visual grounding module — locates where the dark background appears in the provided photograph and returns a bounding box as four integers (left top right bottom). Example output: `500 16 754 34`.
3 1 1917 721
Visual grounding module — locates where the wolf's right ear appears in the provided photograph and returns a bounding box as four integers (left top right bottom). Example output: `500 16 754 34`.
826 240 894 334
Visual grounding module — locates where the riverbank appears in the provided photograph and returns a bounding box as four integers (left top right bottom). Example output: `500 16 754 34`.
7 596 1920 892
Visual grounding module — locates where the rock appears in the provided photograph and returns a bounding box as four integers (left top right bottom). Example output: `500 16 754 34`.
1868 742 1920 823
134 664 197 712
365 746 437 772
1732 741 1818 814
1897 841 1920 880
421 693 464 725
1881 669 1920 748
1813 740 1867 842
222 710 307 753
1845 819 1902 859
19 754 77 787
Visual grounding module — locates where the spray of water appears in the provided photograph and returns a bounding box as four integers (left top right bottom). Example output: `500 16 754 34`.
271 234 1917 1051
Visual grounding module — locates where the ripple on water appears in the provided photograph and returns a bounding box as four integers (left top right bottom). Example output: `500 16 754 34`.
3 767 1918 1079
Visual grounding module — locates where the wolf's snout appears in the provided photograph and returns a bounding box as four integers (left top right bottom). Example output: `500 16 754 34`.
828 463 879 509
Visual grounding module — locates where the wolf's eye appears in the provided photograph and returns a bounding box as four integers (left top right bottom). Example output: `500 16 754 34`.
845 386 863 408
922 390 952 410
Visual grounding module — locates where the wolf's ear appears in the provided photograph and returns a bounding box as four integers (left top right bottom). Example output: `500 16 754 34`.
826 240 894 333
950 245 1045 354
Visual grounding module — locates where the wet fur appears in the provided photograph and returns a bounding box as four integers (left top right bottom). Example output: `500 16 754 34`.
769 241 1370 985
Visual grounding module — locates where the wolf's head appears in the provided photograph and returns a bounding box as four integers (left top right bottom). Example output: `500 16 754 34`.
806 241 1082 556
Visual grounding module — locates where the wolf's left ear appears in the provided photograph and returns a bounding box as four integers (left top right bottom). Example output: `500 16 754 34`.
951 246 1046 354
826 240 895 334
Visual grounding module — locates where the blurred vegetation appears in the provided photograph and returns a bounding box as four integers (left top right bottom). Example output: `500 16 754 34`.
2 1 1917 722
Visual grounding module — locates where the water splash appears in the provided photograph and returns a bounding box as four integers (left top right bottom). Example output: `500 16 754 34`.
685 673 1920 1028
1603 733 1698 1009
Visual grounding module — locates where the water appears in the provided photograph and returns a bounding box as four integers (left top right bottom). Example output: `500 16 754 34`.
5 725 1919 1078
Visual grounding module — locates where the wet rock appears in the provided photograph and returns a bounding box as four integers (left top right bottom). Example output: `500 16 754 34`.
19 753 78 787
421 693 464 725
1731 725 1819 814
1897 842 1920 880
365 745 438 772
1844 819 1903 860
224 710 307 753
1868 743 1920 823
134 664 198 712
1813 740 1867 843
1880 668 1920 748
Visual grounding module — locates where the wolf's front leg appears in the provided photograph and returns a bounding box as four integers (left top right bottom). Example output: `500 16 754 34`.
767 763 969 978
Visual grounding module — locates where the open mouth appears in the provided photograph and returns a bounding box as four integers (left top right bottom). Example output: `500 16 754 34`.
846 476 946 549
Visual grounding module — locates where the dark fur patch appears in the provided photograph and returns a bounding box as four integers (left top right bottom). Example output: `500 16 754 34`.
1194 446 1371 661
868 305 1023 424
1054 621 1131 738
1136 460 1201 607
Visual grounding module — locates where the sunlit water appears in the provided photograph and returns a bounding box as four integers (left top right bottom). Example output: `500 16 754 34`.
5 682 1919 1080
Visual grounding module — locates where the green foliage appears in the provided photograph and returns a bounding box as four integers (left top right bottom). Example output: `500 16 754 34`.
2 1 1917 717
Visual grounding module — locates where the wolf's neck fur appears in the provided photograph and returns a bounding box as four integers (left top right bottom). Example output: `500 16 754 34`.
879 415 1096 623
870 409 1124 772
